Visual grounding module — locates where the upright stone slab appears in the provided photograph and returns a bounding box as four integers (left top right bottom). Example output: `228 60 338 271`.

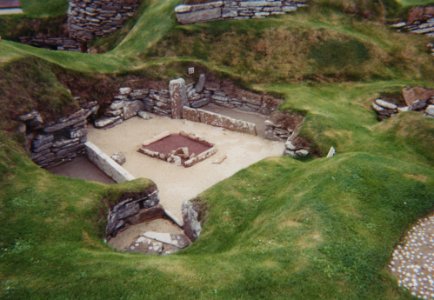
169 78 187 119
195 74 206 93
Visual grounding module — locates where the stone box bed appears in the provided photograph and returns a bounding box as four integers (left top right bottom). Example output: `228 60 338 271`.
138 131 216 168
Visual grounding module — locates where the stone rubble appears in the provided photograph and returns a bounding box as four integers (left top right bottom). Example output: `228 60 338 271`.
110 152 126 165
389 215 434 300
371 87 434 120
128 232 191 255
391 6 434 56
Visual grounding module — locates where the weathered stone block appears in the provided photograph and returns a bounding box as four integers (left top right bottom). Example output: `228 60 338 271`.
176 8 222 24
169 78 188 119
182 107 201 122
123 100 145 120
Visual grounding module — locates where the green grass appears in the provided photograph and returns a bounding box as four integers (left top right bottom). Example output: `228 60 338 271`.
0 0 433 298
1 81 433 298
397 0 434 7
20 0 68 17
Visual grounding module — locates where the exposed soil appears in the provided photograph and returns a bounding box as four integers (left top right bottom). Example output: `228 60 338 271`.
143 134 212 157
48 156 114 184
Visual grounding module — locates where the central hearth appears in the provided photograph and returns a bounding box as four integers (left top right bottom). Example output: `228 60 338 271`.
138 131 216 168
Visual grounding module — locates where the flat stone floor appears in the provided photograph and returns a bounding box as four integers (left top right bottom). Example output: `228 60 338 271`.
389 214 434 300
88 114 284 224
48 156 115 184
108 218 183 251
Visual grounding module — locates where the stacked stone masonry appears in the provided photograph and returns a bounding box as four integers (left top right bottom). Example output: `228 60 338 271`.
68 0 139 41
175 0 308 24
106 187 161 238
19 36 81 51
19 102 99 168
98 74 283 132
18 74 310 168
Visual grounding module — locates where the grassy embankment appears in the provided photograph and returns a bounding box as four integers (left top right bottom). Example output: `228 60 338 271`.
0 0 433 299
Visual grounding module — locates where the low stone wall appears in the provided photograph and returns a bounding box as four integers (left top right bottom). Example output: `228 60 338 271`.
105 187 161 238
95 74 282 129
138 131 217 168
68 0 139 42
18 102 99 168
186 74 282 115
85 141 135 183
175 0 308 24
183 107 257 135
19 36 80 51
97 86 171 128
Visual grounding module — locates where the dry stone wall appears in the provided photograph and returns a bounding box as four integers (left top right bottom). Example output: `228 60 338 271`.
175 0 308 24
18 74 290 169
97 74 282 130
19 36 80 51
96 86 172 128
186 75 281 115
68 0 139 42
105 187 161 238
18 102 99 168
183 107 257 135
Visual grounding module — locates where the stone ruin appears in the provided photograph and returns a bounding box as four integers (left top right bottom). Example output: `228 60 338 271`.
68 0 139 48
372 87 434 121
391 5 434 56
16 73 311 170
138 131 217 168
104 185 204 255
175 0 308 24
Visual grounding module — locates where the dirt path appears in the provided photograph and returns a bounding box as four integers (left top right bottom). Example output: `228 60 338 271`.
88 115 284 224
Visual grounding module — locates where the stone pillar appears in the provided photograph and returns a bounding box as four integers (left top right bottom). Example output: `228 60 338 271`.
169 78 187 119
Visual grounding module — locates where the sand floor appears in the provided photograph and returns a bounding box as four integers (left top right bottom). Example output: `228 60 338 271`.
48 156 115 184
88 115 284 224
108 218 183 251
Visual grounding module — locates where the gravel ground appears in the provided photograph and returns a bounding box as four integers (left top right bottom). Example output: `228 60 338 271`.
389 214 434 300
